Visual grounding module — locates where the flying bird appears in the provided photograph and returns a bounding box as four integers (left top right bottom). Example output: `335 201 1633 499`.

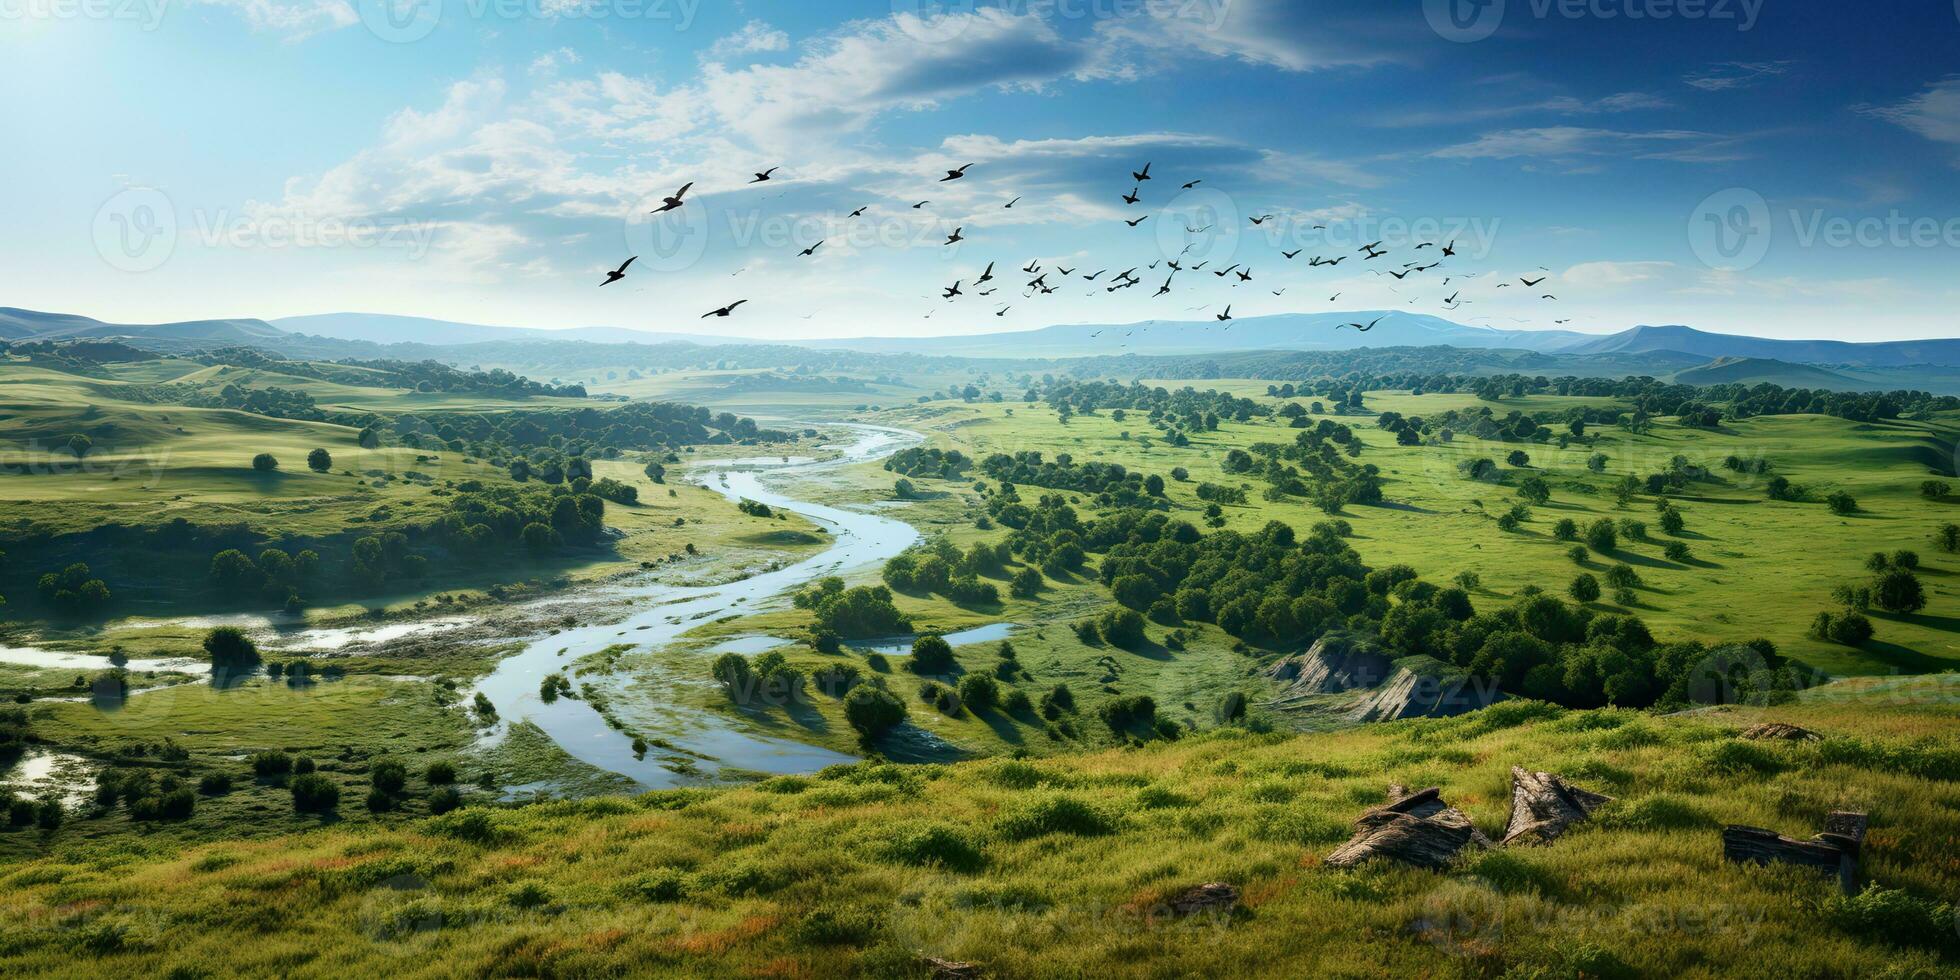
1522 276 1547 287
750 167 778 183
799 241 825 257
1213 264 1239 278
1340 316 1386 332
650 182 692 213
601 256 636 286
941 164 973 182
1182 179 1202 189
945 227 964 245
1004 196 1021 208
702 301 748 318
1236 267 1252 283
977 262 995 284
1215 305 1233 321
1155 276 1173 297
943 280 964 299
1282 249 1302 259
848 206 868 218
1132 162 1152 182
995 306 1011 316
912 201 930 209
1250 214 1275 225
1122 187 1140 205
1058 266 1077 276
1125 216 1148 227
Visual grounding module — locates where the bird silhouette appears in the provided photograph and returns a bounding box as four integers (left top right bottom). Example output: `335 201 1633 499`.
1022 261 1040 273
1250 214 1276 225
847 206 867 218
1004 196 1021 208
1441 240 1457 257
1155 276 1173 297
650 182 692 213
1182 179 1202 189
1122 187 1140 205
1339 315 1386 332
1215 305 1233 321
799 241 824 257
1236 267 1252 283
945 227 964 245
1125 216 1148 227
912 201 930 209
1361 242 1387 260
750 167 778 183
1522 276 1547 287
702 301 748 318
977 262 995 284
1132 162 1152 182
941 164 973 182
601 256 636 286
1213 264 1239 278
995 305 1010 316
1282 249 1302 259
943 280 964 299
1084 269 1105 281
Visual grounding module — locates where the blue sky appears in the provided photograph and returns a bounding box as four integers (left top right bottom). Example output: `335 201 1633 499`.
6 0 1960 340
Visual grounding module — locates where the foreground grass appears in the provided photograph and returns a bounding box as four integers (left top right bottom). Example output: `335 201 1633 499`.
0 684 1954 977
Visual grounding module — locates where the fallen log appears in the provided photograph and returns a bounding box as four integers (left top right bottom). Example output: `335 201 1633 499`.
1722 811 1866 895
1325 787 1479 870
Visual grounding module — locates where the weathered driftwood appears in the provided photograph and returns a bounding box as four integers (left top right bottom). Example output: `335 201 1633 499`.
1164 882 1239 918
1722 811 1867 895
1325 787 1478 869
1740 722 1820 741
1390 784 1494 847
1499 767 1613 846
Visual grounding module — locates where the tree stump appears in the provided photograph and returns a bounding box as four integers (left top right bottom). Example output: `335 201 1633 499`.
1499 767 1613 846
1722 811 1866 895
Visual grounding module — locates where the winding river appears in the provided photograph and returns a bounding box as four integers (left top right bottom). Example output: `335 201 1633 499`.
469 424 924 788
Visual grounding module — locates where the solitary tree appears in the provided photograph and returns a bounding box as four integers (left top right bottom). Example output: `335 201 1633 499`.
1568 573 1601 603
203 626 262 672
306 448 332 472
251 453 279 472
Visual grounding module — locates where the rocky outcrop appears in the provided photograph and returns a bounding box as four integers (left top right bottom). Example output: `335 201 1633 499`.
1347 668 1503 723
1740 722 1819 741
1324 787 1485 870
1498 767 1613 846
1264 634 1394 698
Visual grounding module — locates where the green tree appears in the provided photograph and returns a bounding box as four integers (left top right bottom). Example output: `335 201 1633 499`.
843 686 905 738
251 453 279 472
307 448 332 472
1872 568 1926 614
1568 573 1601 603
911 635 955 674
203 627 261 673
957 674 999 713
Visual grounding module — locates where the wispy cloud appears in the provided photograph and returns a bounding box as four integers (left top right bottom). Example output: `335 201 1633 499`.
1684 61 1793 91
1860 77 1960 151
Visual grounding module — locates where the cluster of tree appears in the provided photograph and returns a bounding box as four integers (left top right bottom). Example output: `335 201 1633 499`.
1822 552 1929 641
208 547 321 606
366 402 792 457
885 447 971 480
1224 421 1380 514
979 452 1166 507
1030 379 1266 428
793 577 910 639
36 562 111 615
881 539 1009 606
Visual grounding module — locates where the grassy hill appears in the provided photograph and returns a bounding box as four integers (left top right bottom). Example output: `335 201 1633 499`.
0 682 1952 977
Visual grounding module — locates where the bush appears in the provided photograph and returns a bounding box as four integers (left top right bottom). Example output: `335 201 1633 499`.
877 822 987 871
1663 541 1691 562
1822 886 1958 954
1096 607 1147 649
425 761 457 785
843 686 906 738
370 759 407 794
1584 520 1617 553
910 635 955 674
198 773 233 795
994 794 1117 840
1826 491 1856 515
289 773 339 813
1568 574 1601 603
251 453 279 472
203 627 261 673
1872 568 1926 613
1009 566 1043 598
957 674 999 712
251 751 292 777
307 448 332 472
428 786 463 814
1098 694 1157 733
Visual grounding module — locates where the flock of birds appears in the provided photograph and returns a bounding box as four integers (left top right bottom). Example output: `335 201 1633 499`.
599 162 1572 342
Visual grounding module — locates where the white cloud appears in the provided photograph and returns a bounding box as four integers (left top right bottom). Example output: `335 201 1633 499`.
707 20 790 59
1563 260 1674 287
529 47 580 77
1684 61 1793 92
1431 127 1746 164
1862 78 1960 149
189 0 355 40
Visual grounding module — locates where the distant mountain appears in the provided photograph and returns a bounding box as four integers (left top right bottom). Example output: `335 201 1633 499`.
271 312 757 348
1669 356 1870 391
1562 324 1960 368
805 312 1598 357
0 307 283 344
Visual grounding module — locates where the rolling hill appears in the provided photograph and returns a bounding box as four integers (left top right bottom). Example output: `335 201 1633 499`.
1561 324 1960 368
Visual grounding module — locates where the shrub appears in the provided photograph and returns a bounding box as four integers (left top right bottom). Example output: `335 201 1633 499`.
1096 607 1147 649
198 773 233 795
1568 574 1601 603
843 686 906 738
910 635 955 674
877 822 987 872
1826 491 1856 515
1872 568 1926 614
370 759 407 794
425 761 457 785
251 453 279 472
203 627 261 673
1663 541 1691 562
1098 694 1157 732
957 674 999 712
427 786 463 814
289 773 339 813
251 751 292 777
994 794 1117 840
306 448 332 472
1822 886 1958 954
627 868 689 902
